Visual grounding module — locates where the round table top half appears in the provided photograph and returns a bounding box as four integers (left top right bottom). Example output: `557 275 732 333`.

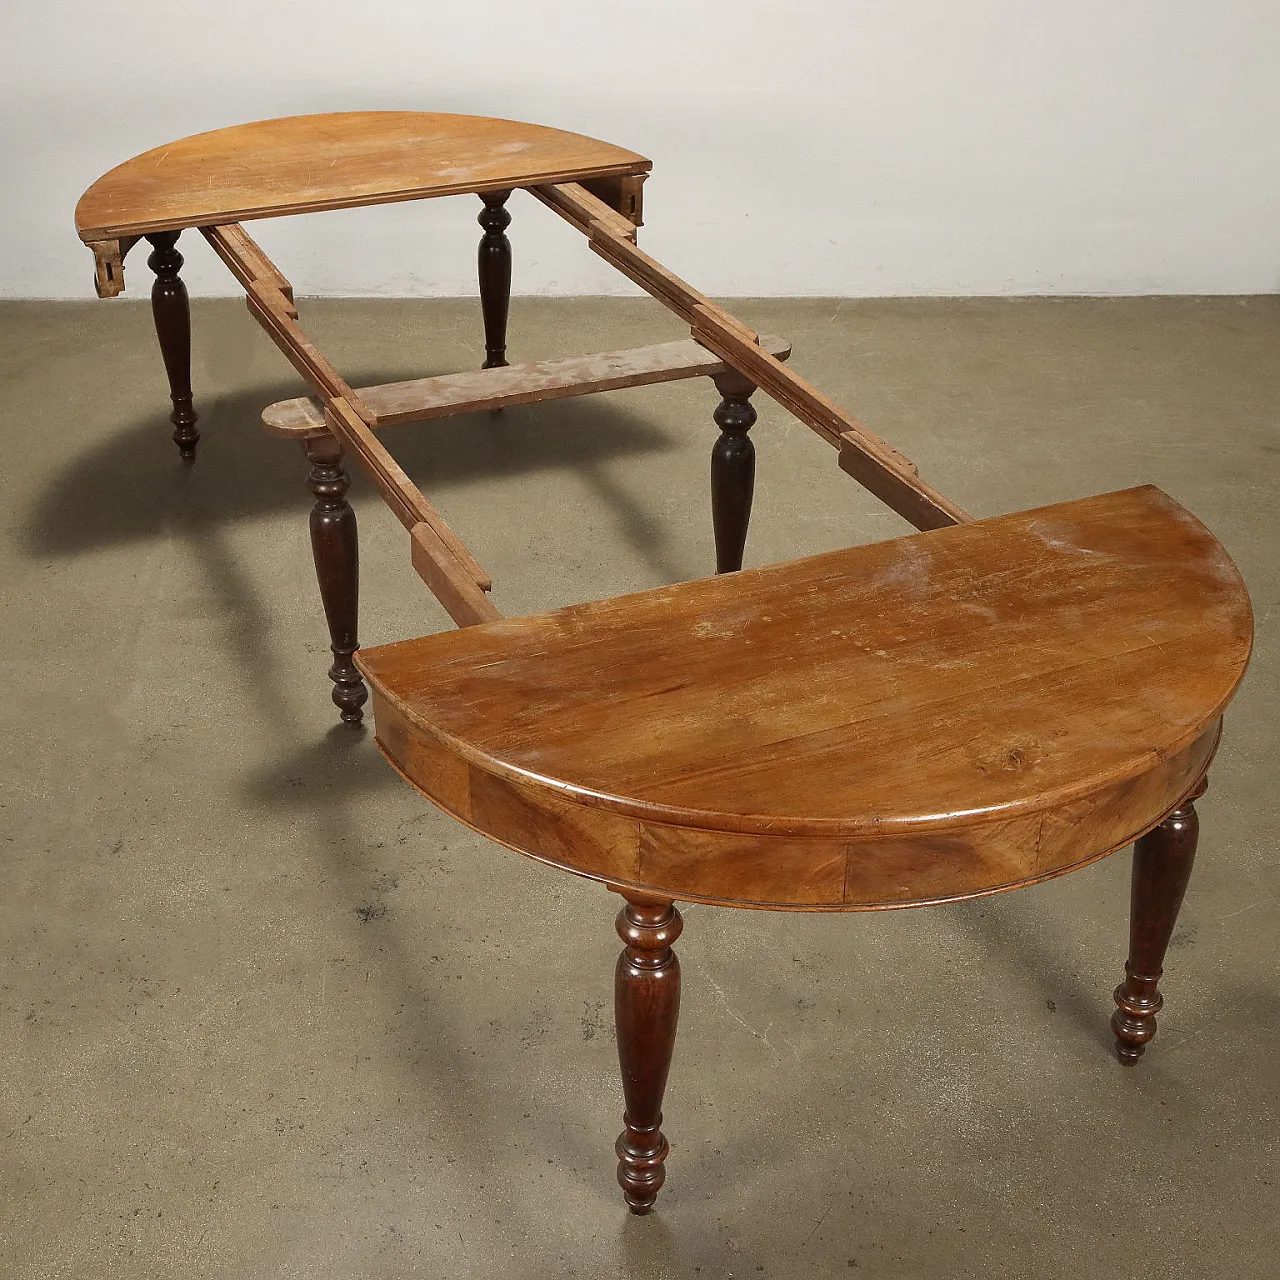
75 111 652 241
357 486 1252 910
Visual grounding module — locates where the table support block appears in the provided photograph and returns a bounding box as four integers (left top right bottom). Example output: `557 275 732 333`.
614 893 682 1214
478 190 512 369
710 371 757 574
1112 776 1205 1062
304 436 367 726
145 231 199 461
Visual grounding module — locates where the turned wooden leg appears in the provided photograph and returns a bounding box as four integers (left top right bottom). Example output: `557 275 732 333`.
145 231 199 461
477 190 512 369
1111 777 1205 1062
303 436 367 727
710 371 757 574
614 893 682 1214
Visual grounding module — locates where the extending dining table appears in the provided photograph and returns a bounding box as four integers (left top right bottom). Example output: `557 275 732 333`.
76 111 1252 1214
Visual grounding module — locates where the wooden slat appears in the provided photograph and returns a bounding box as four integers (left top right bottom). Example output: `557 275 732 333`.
532 181 971 530
835 438 974 533
210 226 494 597
688 309 972 530
320 399 422 530
261 334 795 437
690 308 884 454
245 284 368 412
529 181 639 242
202 224 296 316
324 401 493 591
532 182 758 344
410 523 503 627
590 238 759 344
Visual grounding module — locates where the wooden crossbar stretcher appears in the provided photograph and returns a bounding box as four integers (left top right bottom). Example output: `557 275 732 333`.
76 113 1252 1216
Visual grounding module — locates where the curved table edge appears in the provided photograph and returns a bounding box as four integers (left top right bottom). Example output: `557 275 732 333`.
369 699 1222 910
74 110 652 241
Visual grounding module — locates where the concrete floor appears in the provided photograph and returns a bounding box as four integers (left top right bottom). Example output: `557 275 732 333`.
2 294 1278 1279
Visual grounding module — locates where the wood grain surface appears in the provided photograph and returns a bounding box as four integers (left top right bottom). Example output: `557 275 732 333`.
261 335 794 437
357 486 1251 908
75 112 651 240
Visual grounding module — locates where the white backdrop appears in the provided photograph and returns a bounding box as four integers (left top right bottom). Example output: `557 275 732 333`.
9 1 1280 298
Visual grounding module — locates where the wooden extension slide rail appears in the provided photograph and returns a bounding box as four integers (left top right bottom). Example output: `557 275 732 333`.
200 225 500 628
208 185 969 631
530 183 972 532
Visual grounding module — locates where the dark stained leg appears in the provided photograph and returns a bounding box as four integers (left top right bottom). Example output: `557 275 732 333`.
145 231 200 461
477 190 513 369
614 893 683 1214
710 371 757 573
1111 776 1206 1063
303 435 367 727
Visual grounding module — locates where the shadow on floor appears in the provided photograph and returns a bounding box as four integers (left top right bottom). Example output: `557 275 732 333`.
245 720 534 1252
19 371 681 561
939 889 1119 1055
13 363 698 1252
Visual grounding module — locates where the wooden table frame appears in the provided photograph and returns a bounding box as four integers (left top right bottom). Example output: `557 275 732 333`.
95 178 971 723
77 117 1250 1217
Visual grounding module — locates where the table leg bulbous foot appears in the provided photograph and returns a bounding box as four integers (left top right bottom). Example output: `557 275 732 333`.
304 436 367 727
1111 777 1205 1063
614 893 682 1213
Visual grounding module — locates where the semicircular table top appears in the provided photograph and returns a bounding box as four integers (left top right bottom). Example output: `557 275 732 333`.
75 111 651 241
357 486 1252 910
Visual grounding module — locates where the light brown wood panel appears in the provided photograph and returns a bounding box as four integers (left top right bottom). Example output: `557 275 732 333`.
201 224 296 316
409 523 501 628
360 487 1249 832
357 487 1251 908
261 335 794 437
76 112 651 240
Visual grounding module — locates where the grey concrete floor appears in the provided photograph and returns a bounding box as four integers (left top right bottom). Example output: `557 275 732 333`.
2 294 1278 1279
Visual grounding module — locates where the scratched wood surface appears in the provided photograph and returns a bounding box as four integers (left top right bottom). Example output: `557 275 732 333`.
358 487 1252 908
261 335 794 436
75 112 651 240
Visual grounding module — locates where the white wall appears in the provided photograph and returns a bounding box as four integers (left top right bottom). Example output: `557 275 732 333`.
9 1 1280 298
